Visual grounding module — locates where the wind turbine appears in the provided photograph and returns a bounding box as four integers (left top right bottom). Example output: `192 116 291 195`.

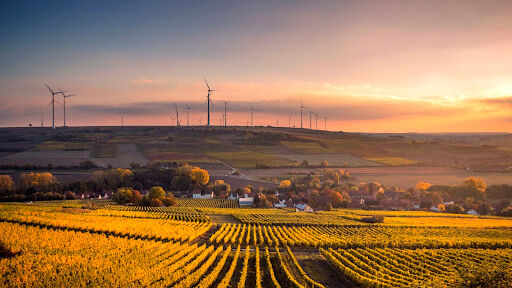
315 112 318 130
300 99 306 129
249 104 256 127
59 89 75 127
185 104 191 126
309 107 314 130
288 115 292 128
44 83 65 129
174 102 180 126
223 101 228 127
324 115 327 130
204 78 214 126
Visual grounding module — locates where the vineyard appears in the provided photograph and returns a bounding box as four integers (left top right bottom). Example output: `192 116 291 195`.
0 201 511 287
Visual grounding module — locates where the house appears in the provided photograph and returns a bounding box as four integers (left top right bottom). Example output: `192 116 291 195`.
227 193 239 200
443 201 455 206
193 191 214 199
295 203 313 213
467 209 480 216
239 197 254 206
274 199 287 208
430 206 441 212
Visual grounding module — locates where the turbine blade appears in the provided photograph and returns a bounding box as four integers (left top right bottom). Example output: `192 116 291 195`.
45 83 54 94
204 78 211 90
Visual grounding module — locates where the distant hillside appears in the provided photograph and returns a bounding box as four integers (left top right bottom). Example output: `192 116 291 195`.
0 126 511 171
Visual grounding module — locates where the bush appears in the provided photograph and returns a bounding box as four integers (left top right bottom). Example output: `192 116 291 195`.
149 186 166 200
161 194 177 206
112 187 133 205
150 198 162 207
360 215 385 223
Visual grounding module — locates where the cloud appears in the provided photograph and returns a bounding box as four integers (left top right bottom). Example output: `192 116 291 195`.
132 78 160 85
72 98 462 121
480 96 512 107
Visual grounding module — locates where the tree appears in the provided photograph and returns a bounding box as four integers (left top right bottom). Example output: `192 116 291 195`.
112 187 133 205
0 175 15 195
19 172 59 193
320 160 329 167
463 177 486 193
149 186 166 200
446 203 465 214
189 168 209 186
242 187 252 196
279 180 291 189
212 180 230 197
130 190 142 204
150 198 162 207
92 168 133 191
420 191 443 208
416 181 432 191
162 193 177 206
375 190 385 201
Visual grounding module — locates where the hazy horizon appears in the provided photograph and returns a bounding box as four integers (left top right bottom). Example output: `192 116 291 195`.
1 0 512 132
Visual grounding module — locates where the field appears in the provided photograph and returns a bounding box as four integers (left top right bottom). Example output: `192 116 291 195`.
1 127 511 190
1 200 511 287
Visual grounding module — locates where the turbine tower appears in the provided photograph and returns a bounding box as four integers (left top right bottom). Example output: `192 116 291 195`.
185 104 191 126
288 115 291 128
204 78 214 126
223 101 228 127
300 99 306 129
44 83 64 129
324 115 327 130
249 104 256 127
175 102 180 126
309 108 314 130
315 112 318 130
59 89 75 127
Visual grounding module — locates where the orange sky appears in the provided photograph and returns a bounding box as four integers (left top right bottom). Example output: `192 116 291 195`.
1 1 511 132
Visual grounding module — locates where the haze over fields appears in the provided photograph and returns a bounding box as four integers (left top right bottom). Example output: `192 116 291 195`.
1 0 512 132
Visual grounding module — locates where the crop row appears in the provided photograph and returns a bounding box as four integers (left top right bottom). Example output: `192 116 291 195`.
209 223 512 248
320 247 512 288
1 222 328 288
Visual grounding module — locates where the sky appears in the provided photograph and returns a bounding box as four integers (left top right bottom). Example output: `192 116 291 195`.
1 0 512 132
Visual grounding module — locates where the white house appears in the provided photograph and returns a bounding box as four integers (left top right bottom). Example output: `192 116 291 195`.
274 199 286 208
227 193 239 200
429 206 441 212
466 209 480 216
193 191 214 199
295 203 313 213
239 197 254 206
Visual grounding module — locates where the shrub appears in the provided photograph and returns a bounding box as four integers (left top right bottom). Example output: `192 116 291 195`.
360 215 385 223
150 198 162 207
112 187 133 205
162 194 177 206
148 186 166 200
